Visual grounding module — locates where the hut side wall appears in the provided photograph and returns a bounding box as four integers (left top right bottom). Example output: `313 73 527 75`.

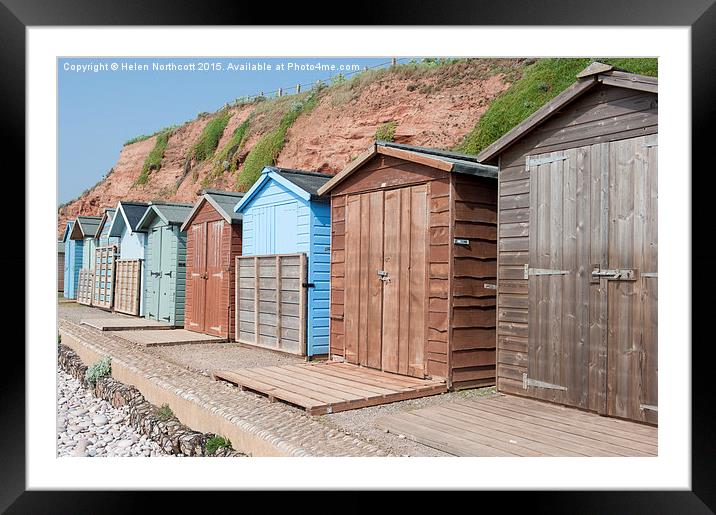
449 174 498 390
309 200 331 356
495 84 658 398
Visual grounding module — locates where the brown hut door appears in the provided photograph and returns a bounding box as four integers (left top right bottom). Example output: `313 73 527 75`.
204 220 225 337
344 185 428 378
187 223 207 332
602 135 658 423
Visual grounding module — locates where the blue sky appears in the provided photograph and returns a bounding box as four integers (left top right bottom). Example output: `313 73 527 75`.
58 57 398 205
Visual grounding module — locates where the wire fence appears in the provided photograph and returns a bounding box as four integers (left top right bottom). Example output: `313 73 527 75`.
218 57 412 109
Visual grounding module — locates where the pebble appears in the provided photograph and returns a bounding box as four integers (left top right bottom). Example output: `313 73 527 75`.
56 369 169 458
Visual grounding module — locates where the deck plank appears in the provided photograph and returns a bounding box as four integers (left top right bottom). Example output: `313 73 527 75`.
377 394 657 457
213 362 447 415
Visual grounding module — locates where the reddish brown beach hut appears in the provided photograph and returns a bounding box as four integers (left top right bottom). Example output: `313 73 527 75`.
317 141 499 390
180 190 244 339
477 62 658 424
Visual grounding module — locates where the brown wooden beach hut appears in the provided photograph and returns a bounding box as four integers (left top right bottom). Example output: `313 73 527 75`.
317 141 499 390
180 190 244 339
477 62 658 424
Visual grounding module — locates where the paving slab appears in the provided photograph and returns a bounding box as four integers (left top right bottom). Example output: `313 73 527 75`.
81 317 173 332
110 329 225 347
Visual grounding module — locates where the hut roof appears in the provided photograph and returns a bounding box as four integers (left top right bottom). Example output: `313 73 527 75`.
476 62 658 164
109 201 150 236
234 167 333 213
180 190 244 231
95 208 116 240
70 216 102 240
136 202 194 230
317 141 498 196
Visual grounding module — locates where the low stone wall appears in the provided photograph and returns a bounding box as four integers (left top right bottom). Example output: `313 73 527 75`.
58 344 243 457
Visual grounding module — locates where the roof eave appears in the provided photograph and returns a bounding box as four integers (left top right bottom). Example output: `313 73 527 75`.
234 172 272 213
316 144 378 196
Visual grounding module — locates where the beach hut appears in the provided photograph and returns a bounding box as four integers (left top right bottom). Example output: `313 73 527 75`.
95 208 120 247
476 63 658 424
181 190 245 339
234 167 333 356
135 203 194 326
70 215 101 305
58 241 65 293
317 141 498 389
92 208 121 309
62 221 82 299
108 201 150 315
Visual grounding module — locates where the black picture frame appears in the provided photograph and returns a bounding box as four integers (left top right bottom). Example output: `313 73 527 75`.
3 0 713 511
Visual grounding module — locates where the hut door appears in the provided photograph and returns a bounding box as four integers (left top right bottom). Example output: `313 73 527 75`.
602 135 658 423
157 226 174 324
147 227 163 321
344 185 428 378
525 136 657 423
204 220 225 337
187 223 207 332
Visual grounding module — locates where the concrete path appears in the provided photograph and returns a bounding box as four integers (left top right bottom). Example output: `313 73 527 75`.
110 329 224 346
58 319 390 457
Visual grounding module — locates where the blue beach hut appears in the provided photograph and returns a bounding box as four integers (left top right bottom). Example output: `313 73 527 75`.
234 167 332 356
62 220 83 299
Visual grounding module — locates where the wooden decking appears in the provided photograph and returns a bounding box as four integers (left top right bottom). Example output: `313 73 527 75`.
110 329 226 346
81 318 173 331
213 362 447 416
376 394 658 457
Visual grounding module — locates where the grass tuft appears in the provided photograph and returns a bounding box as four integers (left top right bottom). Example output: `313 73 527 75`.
156 403 174 421
85 357 111 386
456 58 658 156
205 435 232 455
375 121 397 142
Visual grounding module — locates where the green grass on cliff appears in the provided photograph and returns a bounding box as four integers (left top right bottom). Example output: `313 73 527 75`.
237 92 319 190
201 117 251 188
192 111 232 162
456 58 658 156
136 130 172 185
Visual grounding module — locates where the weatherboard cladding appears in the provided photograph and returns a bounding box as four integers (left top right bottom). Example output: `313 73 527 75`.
237 168 332 356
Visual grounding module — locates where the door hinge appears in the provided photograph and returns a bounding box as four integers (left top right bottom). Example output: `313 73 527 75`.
641 272 658 278
523 374 567 391
640 404 658 412
524 264 570 279
483 283 497 290
453 238 470 246
526 154 568 169
302 282 315 288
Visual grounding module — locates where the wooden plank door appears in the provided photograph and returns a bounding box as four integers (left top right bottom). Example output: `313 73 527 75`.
344 185 428 378
526 148 592 408
605 135 658 423
382 185 428 377
187 222 207 332
204 220 225 337
147 227 163 321
157 226 174 324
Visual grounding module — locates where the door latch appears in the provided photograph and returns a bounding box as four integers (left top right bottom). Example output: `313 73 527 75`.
377 270 390 282
164 271 172 278
590 265 636 283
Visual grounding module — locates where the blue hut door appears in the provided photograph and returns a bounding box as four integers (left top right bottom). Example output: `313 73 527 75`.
275 202 298 254
158 226 174 324
147 227 162 321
